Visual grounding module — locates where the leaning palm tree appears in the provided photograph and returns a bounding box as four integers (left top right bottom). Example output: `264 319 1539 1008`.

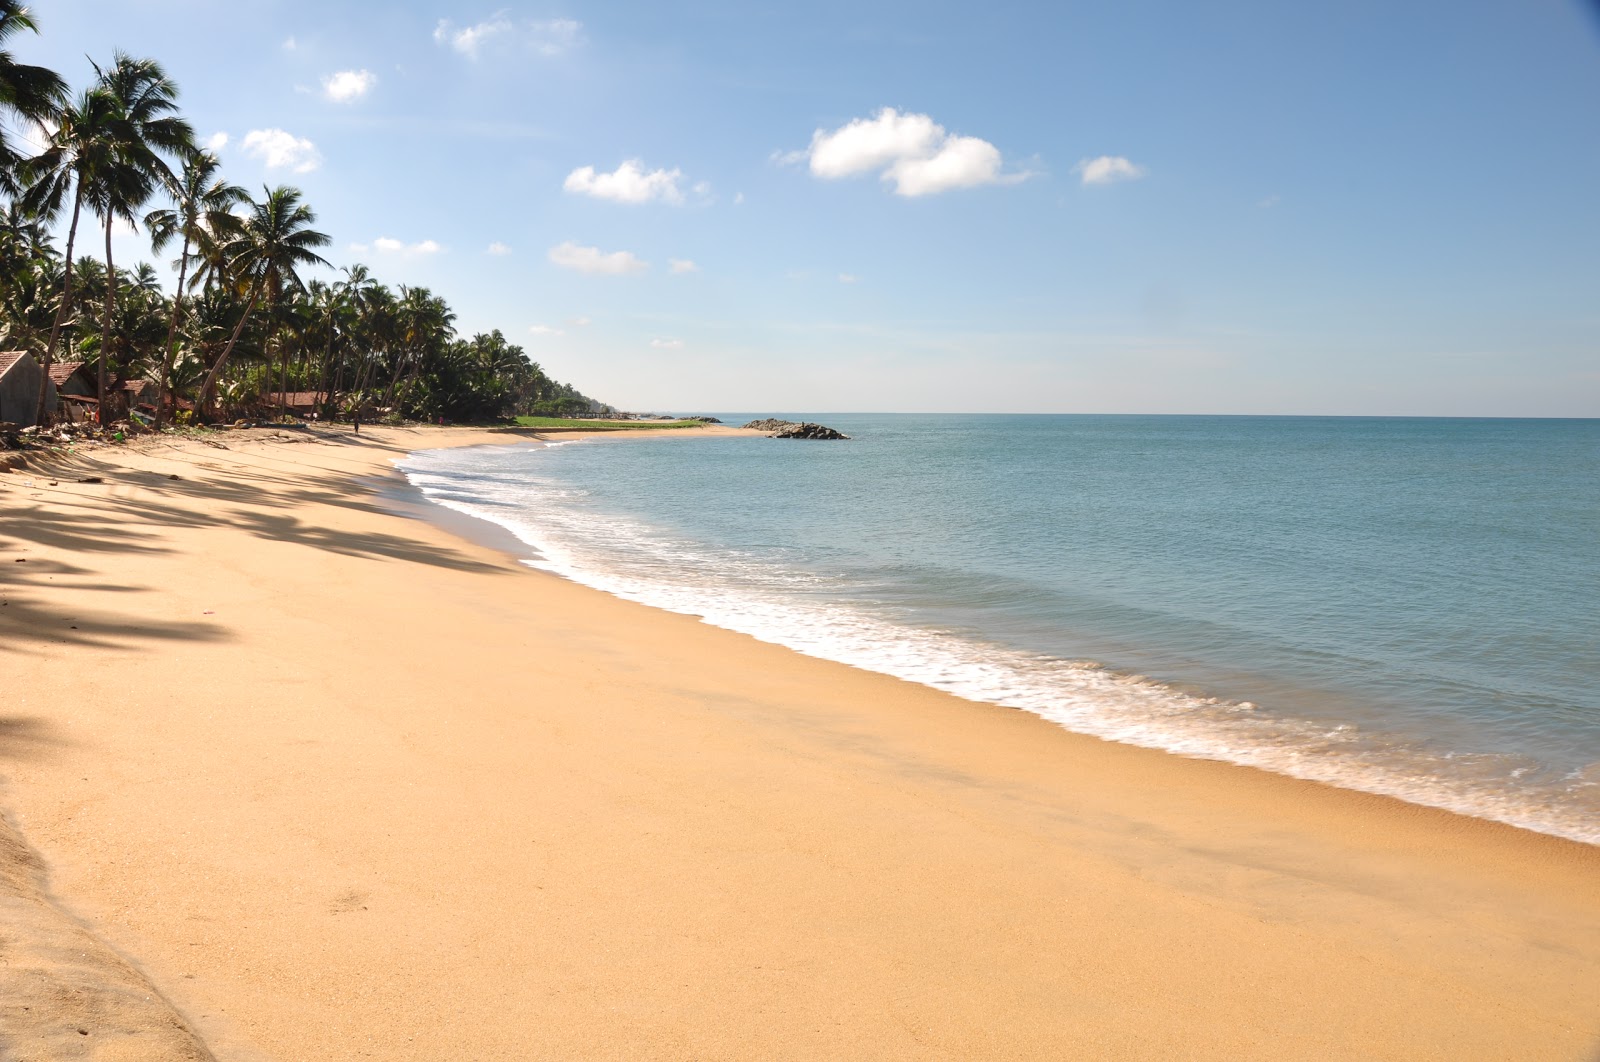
145 150 244 424
19 85 119 422
197 185 329 420
0 2 65 193
89 53 193 420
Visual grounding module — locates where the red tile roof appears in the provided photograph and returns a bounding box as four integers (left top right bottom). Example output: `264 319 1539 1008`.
48 361 85 385
0 352 25 375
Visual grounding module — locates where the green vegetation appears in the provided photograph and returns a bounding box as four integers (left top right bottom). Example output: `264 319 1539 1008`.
512 416 705 431
0 3 605 427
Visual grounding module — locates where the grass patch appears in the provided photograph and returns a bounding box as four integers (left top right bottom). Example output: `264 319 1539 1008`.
511 416 705 431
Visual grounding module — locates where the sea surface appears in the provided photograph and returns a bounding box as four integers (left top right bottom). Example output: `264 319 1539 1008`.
398 415 1600 844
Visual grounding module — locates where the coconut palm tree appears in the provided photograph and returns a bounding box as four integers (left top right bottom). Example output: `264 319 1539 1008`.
0 2 65 192
19 85 118 421
145 150 244 424
89 53 193 419
197 185 329 419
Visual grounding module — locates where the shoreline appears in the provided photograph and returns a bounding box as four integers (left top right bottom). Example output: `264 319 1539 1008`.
395 432 1600 848
3 424 1598 1059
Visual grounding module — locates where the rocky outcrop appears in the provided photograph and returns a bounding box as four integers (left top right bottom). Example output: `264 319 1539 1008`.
740 418 849 440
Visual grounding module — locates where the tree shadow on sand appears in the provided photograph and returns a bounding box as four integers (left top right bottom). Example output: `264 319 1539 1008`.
1 430 507 656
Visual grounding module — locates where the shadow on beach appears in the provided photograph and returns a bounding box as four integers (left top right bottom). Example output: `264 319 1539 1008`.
0 428 502 657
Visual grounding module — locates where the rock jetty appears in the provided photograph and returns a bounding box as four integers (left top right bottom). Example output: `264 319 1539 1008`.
741 418 850 440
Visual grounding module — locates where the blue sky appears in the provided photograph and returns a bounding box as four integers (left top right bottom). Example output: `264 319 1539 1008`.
22 0 1600 414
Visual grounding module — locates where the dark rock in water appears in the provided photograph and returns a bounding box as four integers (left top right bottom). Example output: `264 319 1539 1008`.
740 418 848 439
688 416 722 424
772 422 849 440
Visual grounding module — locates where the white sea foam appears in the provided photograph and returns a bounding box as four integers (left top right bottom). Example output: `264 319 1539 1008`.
398 444 1600 846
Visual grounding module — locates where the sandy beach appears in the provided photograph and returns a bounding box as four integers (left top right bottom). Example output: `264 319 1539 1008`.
2 424 1597 1061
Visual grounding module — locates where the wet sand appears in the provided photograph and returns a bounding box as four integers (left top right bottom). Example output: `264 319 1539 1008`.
2 423 1597 1060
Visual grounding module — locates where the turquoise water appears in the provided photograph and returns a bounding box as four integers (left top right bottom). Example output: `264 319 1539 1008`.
399 415 1600 844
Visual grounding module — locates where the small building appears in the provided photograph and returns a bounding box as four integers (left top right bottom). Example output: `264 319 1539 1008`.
0 351 57 427
122 378 158 411
268 391 325 416
48 360 96 399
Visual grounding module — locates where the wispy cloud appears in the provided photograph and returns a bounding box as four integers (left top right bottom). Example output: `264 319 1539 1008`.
564 160 685 205
548 241 648 276
1075 155 1146 186
650 338 684 349
323 69 376 103
241 128 322 173
788 107 1030 197
568 316 592 327
487 241 512 255
204 131 229 152
669 258 698 274
529 324 564 336
838 273 858 284
434 14 582 59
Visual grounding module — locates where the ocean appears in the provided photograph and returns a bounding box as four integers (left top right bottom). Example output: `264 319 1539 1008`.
397 415 1600 845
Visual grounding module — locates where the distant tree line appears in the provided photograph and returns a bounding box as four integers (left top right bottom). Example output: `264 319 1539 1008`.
0 2 603 425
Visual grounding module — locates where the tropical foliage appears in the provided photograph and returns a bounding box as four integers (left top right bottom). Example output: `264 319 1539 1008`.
0 5 602 426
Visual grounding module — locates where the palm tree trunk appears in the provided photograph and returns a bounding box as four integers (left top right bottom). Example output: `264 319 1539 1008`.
34 188 83 424
154 231 192 429
277 332 288 419
99 214 115 425
197 280 261 421
320 316 339 412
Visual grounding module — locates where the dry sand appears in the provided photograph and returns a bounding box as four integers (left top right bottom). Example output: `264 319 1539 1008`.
1 423 1596 1061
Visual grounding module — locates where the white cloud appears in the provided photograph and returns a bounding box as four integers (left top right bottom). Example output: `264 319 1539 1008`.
487 241 512 255
793 108 1026 196
241 128 322 173
323 69 376 103
838 273 858 284
734 192 745 205
530 18 582 55
547 241 648 276
434 15 581 59
1075 155 1146 186
1257 194 1281 209
569 316 592 327
363 237 443 258
529 324 564 336
650 338 684 349
564 160 685 205
668 258 698 274
283 37 297 51
204 131 229 152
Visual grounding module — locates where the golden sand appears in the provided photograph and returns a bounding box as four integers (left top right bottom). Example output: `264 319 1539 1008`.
2 424 1596 1060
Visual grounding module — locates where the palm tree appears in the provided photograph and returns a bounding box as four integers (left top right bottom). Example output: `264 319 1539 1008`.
145 150 244 424
197 185 329 420
0 2 65 192
89 53 193 420
386 284 455 410
19 85 118 422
